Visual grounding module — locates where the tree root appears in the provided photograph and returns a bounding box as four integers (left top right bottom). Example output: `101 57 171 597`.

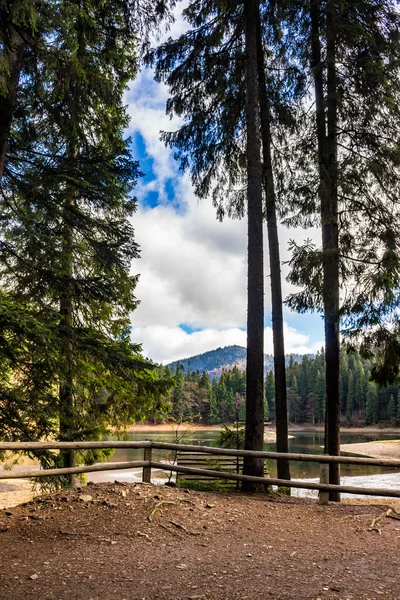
368 508 400 533
147 500 176 522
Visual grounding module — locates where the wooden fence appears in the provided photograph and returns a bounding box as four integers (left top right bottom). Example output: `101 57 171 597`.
1 440 400 502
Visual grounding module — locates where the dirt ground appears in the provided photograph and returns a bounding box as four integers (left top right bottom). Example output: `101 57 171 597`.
1 482 400 600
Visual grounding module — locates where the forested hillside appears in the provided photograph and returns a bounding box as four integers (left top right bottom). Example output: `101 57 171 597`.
160 348 400 427
167 345 307 379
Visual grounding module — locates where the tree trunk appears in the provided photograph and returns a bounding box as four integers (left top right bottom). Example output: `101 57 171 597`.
255 7 290 487
310 0 340 501
59 194 76 487
0 25 25 181
324 0 340 501
243 0 265 489
58 17 85 488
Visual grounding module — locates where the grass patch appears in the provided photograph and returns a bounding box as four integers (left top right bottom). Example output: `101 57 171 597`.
176 478 237 492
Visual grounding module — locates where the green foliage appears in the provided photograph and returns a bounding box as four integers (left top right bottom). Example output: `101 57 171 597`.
165 345 400 427
0 1 176 478
365 382 379 425
280 1 400 387
176 478 227 492
265 370 275 421
148 1 303 219
388 394 397 424
215 423 245 450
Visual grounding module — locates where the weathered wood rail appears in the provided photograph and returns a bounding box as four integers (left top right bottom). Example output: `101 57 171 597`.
1 440 400 501
176 453 247 488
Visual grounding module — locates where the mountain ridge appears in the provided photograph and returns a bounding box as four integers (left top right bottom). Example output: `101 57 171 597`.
167 344 312 379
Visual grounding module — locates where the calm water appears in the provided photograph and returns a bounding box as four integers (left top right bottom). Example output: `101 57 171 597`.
108 429 400 480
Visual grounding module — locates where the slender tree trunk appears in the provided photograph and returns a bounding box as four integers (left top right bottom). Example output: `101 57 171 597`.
58 16 85 487
255 7 290 487
0 26 25 181
310 0 340 501
324 0 340 501
243 0 265 489
59 193 76 487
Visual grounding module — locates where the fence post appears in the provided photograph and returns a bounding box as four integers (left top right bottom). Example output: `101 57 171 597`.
318 462 329 505
142 446 152 483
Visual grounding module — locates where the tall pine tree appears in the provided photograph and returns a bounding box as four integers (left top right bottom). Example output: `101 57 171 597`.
0 0 175 481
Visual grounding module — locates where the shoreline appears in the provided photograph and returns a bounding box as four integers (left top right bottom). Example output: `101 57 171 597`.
125 422 400 434
2 425 400 510
123 423 223 432
340 439 400 460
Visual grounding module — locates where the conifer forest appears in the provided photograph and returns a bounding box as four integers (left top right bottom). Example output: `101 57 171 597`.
162 348 400 427
2 0 400 494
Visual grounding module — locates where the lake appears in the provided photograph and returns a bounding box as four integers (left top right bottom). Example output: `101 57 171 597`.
97 429 400 493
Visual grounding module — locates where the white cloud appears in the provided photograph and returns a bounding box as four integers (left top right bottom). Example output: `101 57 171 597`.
130 164 319 333
131 186 247 329
132 323 324 365
126 29 322 364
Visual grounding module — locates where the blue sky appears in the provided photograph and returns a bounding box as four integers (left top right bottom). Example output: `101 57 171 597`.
125 6 324 365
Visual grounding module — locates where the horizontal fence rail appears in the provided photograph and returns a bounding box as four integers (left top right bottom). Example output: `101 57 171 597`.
0 461 148 480
0 441 152 451
150 462 400 499
2 440 400 467
1 440 400 500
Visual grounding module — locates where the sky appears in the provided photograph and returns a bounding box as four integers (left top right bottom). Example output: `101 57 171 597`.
125 5 325 365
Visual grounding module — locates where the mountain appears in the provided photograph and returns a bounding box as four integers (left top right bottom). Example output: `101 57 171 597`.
167 345 311 379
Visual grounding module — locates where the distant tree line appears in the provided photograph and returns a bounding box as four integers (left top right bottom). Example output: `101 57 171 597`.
160 349 400 428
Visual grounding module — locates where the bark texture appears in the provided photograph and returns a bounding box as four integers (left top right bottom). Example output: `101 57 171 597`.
59 194 76 487
310 0 340 501
0 25 25 181
243 0 265 488
255 8 290 486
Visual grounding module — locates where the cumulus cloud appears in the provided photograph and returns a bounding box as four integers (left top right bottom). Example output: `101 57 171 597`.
131 175 248 329
126 17 323 364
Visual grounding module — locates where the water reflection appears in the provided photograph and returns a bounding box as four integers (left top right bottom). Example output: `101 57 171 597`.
109 429 400 480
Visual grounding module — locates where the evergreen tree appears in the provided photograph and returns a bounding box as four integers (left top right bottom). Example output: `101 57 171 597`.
255 0 292 483
346 370 355 423
283 0 400 498
199 371 211 390
149 0 305 484
354 361 366 416
365 382 379 425
388 394 397 424
265 370 275 421
0 0 43 179
287 385 301 424
264 390 270 421
242 0 265 484
0 0 175 480
208 380 220 424
172 368 187 421
0 0 176 179
314 369 325 424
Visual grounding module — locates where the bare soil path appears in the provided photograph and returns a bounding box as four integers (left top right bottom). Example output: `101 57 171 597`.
1 483 400 600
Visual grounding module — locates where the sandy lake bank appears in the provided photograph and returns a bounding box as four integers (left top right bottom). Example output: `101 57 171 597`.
341 439 400 460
